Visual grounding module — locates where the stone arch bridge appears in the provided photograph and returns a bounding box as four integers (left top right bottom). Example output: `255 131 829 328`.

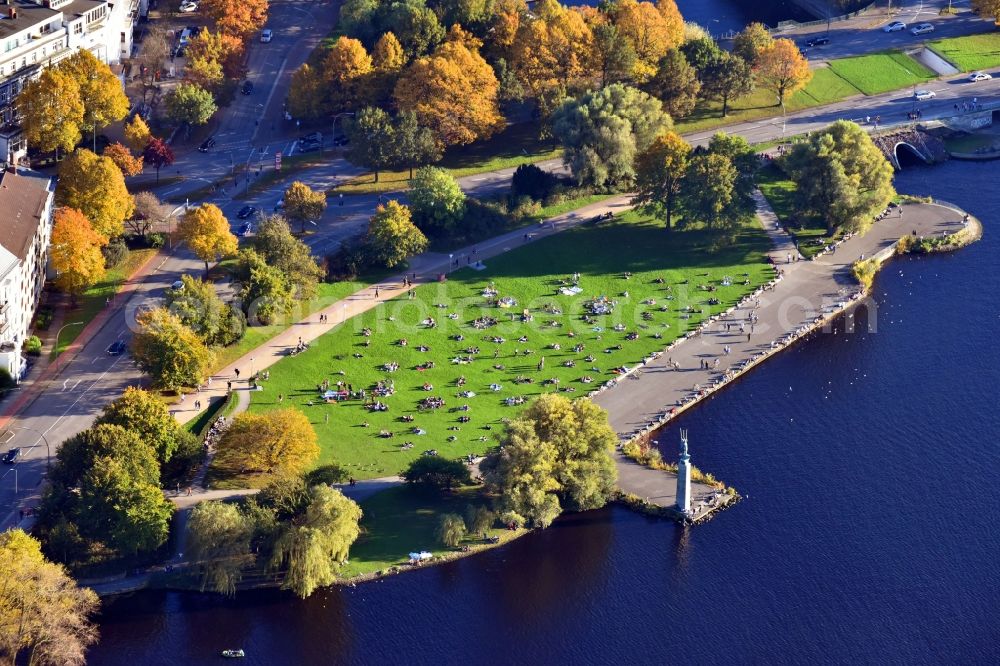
872 128 948 170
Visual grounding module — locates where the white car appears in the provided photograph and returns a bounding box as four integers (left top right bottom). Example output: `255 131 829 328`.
260 29 273 43
883 21 906 32
178 1 198 12
968 71 993 82
910 23 934 36
913 89 936 101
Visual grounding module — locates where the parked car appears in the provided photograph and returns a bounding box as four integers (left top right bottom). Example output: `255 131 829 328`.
913 89 936 100
261 29 273 43
883 21 906 32
910 23 934 35
274 198 285 211
107 339 128 356
171 279 185 290
968 71 993 82
238 222 252 237
299 131 322 144
198 136 217 152
297 140 321 153
179 1 198 12
2 448 21 464
804 36 830 47
241 80 254 95
237 206 256 219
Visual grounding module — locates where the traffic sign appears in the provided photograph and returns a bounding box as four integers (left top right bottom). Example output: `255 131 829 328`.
275 151 282 171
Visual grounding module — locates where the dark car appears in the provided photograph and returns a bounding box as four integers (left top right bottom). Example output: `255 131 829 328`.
237 206 256 220
198 136 217 153
2 448 20 464
332 135 349 146
299 131 322 144
107 339 128 356
297 139 321 153
805 36 830 47
238 222 252 237
241 80 254 95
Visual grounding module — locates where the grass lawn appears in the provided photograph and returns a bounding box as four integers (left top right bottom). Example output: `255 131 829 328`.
52 248 159 358
331 122 563 195
214 210 772 486
339 484 520 579
757 164 835 258
827 51 935 95
793 67 863 105
928 32 1000 72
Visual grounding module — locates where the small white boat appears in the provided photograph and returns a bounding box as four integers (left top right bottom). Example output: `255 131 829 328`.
221 649 245 658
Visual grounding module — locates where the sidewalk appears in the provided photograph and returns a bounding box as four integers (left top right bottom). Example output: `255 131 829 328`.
173 194 635 425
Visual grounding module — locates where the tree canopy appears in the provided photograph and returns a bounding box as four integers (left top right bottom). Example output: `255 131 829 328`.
49 208 106 302
253 215 324 299
633 130 692 230
283 181 328 233
165 274 246 346
96 386 193 463
216 409 320 476
16 68 84 154
103 142 143 177
177 203 238 270
60 49 129 145
402 456 473 489
408 166 466 236
756 38 811 106
165 82 218 126
481 394 617 528
235 248 295 325
56 149 133 241
186 501 254 595
131 308 214 390
366 200 429 267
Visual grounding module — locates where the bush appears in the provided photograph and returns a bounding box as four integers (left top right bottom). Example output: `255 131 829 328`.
326 235 372 281
511 163 556 201
101 239 129 269
437 513 466 547
852 257 880 290
160 431 203 486
24 335 42 356
147 232 167 248
0 367 14 390
304 464 349 486
402 456 472 490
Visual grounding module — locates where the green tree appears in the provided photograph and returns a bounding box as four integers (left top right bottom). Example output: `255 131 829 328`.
348 106 397 182
59 49 129 150
393 111 441 178
165 82 217 127
702 52 753 117
338 0 380 43
235 249 295 325
408 166 466 236
402 456 473 489
51 424 160 490
591 22 637 88
633 130 691 230
732 22 773 68
552 83 671 190
96 386 192 463
386 0 446 57
131 308 214 390
253 216 324 299
366 200 429 267
707 132 759 211
177 203 238 271
678 153 744 234
648 48 700 119
283 181 327 234
16 68 84 155
165 274 245 346
679 35 721 77
270 486 362 598
784 120 895 233
464 504 494 538
437 513 466 547
481 394 617 528
0 530 99 666
186 501 254 595
56 149 134 241
77 457 173 555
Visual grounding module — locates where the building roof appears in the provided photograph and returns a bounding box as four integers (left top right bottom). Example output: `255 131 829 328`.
58 0 106 20
0 168 51 262
0 2 60 40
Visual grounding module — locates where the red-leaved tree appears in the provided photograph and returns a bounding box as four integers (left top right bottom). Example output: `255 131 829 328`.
143 137 176 183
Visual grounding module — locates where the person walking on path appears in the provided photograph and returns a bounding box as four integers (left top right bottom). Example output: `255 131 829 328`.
375 287 380 299
234 368 240 379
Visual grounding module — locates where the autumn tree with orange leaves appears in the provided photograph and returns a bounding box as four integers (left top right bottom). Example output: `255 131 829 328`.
394 36 503 148
611 0 684 81
200 0 267 40
103 142 143 177
323 37 373 112
756 38 812 106
50 208 106 304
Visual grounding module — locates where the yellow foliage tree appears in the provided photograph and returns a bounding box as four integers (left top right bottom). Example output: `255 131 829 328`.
394 40 503 147
59 49 129 150
103 142 144 177
216 409 320 477
201 0 267 38
287 64 326 120
656 0 685 43
0 530 99 666
15 68 84 155
283 181 328 233
757 38 812 106
509 0 593 104
971 0 1000 23
372 31 407 71
323 36 373 112
56 149 134 242
187 30 245 78
613 0 683 81
50 208 106 304
123 115 152 153
186 55 225 91
177 204 238 271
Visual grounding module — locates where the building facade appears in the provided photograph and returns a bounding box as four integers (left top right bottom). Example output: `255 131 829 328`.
0 0 136 164
0 167 54 380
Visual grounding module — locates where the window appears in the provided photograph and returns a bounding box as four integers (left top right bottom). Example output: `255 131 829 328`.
74 23 83 35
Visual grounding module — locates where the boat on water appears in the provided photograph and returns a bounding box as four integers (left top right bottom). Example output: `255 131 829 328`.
221 649 245 658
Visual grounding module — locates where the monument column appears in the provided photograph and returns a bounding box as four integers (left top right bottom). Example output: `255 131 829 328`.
676 429 692 516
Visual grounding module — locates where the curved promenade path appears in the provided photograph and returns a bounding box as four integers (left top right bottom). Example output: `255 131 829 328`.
597 199 969 511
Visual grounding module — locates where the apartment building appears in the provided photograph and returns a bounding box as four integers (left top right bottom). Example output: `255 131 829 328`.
0 166 53 380
0 0 137 164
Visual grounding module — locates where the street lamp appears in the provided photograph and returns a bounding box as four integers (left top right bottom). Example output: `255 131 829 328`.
331 112 355 150
250 356 255 377
54 321 85 367
5 424 53 472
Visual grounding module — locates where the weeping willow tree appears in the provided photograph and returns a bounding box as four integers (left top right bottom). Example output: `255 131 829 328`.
186 501 254 595
270 486 362 598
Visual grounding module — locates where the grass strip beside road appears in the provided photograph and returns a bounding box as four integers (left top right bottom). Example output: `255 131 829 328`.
827 51 935 95
208 210 772 488
51 248 159 359
928 32 1000 72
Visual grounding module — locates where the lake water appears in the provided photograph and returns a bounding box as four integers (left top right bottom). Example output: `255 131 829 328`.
90 159 1000 665
564 0 816 36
